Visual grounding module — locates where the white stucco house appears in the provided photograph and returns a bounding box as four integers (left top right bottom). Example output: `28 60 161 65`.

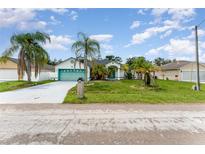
0 58 55 81
54 57 90 81
54 57 125 81
155 60 205 82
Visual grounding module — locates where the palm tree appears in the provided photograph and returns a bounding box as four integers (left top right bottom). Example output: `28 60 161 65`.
130 57 159 86
130 56 147 80
91 64 108 80
72 32 100 83
0 32 50 82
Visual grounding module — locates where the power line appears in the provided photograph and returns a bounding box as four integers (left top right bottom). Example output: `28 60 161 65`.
197 19 205 27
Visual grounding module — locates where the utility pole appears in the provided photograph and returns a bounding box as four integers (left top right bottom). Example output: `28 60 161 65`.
195 25 200 91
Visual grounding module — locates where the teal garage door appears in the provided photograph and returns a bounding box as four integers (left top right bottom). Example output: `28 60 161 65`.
58 69 85 81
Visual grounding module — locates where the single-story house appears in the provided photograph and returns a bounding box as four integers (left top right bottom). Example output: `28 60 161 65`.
155 60 205 82
0 58 55 81
54 57 125 81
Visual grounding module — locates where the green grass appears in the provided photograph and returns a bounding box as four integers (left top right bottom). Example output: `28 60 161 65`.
64 80 205 104
0 80 55 92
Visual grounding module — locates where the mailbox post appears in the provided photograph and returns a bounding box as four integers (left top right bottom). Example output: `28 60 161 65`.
77 78 84 98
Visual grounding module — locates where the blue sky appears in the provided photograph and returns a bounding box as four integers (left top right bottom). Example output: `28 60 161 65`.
0 8 205 62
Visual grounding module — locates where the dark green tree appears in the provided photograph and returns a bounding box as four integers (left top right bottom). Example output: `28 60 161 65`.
105 55 122 63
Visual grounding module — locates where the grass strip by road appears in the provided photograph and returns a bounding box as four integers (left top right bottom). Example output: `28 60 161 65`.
64 79 205 104
0 80 55 92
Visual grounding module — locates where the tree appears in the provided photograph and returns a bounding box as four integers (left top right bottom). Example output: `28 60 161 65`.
72 32 100 83
129 56 158 86
105 55 115 61
105 55 122 63
126 57 137 66
0 32 50 82
91 64 108 80
153 57 172 66
48 58 62 65
130 56 147 80
122 64 132 79
140 62 155 86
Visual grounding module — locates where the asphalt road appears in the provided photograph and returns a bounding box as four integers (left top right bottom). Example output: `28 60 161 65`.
0 104 205 144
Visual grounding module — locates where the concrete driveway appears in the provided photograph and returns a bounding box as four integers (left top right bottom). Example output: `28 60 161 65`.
0 81 77 104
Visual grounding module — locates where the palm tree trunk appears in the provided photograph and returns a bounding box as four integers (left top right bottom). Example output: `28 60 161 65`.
144 72 151 86
18 49 24 80
25 59 32 82
84 53 88 83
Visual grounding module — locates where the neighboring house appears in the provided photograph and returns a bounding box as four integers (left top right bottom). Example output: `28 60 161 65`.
0 58 55 81
55 57 125 81
155 60 205 82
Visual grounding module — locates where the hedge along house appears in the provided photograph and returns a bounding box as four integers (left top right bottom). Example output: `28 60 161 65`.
55 57 125 81
155 60 205 82
0 58 55 81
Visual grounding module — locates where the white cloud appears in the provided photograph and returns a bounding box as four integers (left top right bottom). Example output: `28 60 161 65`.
0 9 36 28
0 9 51 31
50 16 61 25
137 9 150 15
151 8 168 17
137 9 145 15
163 20 179 27
160 30 172 39
0 8 78 30
130 21 140 29
126 15 182 46
186 29 205 39
129 24 178 45
44 35 75 51
68 10 78 21
49 9 69 15
145 38 205 61
101 44 113 50
168 9 195 22
17 21 47 31
90 34 113 42
151 8 195 24
145 49 160 57
163 39 195 56
150 9 168 23
100 44 114 55
104 50 114 54
49 9 78 21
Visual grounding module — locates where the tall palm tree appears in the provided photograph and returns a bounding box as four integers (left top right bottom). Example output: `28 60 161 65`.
0 32 50 82
72 32 100 83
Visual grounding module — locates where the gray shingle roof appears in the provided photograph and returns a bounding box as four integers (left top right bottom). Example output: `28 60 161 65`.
55 57 121 68
87 59 121 67
9 57 18 64
8 58 55 71
161 60 190 70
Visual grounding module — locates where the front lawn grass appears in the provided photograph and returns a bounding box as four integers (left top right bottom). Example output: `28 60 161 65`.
64 80 205 104
0 80 55 92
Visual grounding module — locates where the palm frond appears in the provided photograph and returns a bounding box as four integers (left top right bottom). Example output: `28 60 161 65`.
77 32 87 41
